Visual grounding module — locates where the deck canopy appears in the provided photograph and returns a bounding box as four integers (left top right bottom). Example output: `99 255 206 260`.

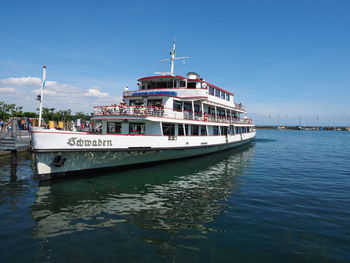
136 73 234 104
138 75 186 90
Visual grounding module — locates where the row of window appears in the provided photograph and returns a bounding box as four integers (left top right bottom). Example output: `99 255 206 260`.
173 101 240 118
140 81 231 101
163 123 253 136
141 81 188 89
209 86 230 101
107 122 145 134
107 122 254 135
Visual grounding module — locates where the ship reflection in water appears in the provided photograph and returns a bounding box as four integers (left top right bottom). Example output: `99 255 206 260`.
31 144 255 244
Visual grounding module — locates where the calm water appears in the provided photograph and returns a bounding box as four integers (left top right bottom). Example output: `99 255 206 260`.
0 129 349 262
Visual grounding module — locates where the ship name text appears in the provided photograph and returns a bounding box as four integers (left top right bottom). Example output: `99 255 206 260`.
67 137 112 147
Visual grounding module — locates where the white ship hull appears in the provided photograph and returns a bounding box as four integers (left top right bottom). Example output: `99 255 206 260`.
31 129 255 180
31 48 257 181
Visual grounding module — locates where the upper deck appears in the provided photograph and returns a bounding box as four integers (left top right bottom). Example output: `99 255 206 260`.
124 73 245 111
93 43 253 126
92 72 251 125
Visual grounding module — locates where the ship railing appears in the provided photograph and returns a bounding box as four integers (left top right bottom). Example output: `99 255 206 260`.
93 105 253 125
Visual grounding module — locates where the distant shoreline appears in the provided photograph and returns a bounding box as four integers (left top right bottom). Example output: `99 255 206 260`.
256 125 350 131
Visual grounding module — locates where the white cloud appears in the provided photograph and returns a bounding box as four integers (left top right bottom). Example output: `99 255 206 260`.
84 88 109 98
0 77 41 86
32 89 57 95
0 87 17 92
0 76 117 113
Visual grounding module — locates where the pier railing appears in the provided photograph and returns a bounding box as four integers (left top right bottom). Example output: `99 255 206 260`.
92 105 253 125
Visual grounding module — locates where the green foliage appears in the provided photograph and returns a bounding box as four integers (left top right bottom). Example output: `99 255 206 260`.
74 111 90 122
23 112 38 118
0 101 90 121
0 101 14 120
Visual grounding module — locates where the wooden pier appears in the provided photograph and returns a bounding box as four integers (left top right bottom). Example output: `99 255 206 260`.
0 119 30 164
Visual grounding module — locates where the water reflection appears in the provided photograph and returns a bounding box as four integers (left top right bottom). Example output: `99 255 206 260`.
32 144 255 240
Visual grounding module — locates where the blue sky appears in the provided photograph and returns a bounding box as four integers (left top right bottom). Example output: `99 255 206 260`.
0 0 349 126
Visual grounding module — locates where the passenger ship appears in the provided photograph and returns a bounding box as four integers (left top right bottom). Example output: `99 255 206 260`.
31 43 256 180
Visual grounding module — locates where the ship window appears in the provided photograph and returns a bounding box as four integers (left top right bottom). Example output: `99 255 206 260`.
180 81 186 87
168 80 175 88
230 125 235 135
129 123 145 134
192 125 199 135
213 126 219 135
107 122 122 134
156 82 166 89
148 99 163 107
183 102 192 112
187 82 196 89
173 100 182 112
162 123 175 136
200 125 207 136
178 124 185 136
221 126 228 135
221 92 226 99
215 89 220 97
148 82 156 89
185 124 189 135
130 99 143 106
155 81 174 89
194 104 200 113
226 93 230 101
209 86 215 95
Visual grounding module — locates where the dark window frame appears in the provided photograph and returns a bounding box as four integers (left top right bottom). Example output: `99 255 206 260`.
215 89 220 97
107 122 122 134
129 122 145 134
162 123 175 136
209 86 215 95
213 126 219 135
173 100 182 112
187 82 197 89
192 125 199 135
200 125 207 136
178 124 185 136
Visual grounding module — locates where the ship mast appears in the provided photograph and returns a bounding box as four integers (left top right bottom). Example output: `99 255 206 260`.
156 41 190 76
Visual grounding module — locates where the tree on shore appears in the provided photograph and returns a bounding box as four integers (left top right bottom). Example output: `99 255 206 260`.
0 101 90 122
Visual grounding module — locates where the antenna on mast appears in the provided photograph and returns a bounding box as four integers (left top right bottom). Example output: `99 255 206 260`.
156 41 190 76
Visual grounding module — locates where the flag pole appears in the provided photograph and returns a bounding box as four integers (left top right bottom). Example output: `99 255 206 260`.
38 65 46 127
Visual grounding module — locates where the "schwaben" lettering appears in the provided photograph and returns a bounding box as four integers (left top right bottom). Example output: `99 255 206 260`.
67 137 112 147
